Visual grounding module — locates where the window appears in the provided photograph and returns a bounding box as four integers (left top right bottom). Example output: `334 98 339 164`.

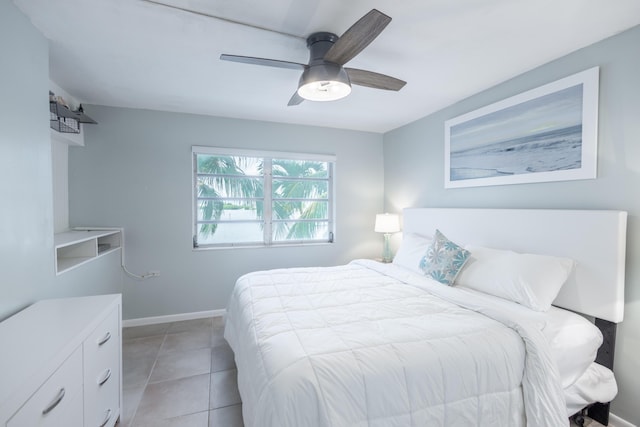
193 146 335 248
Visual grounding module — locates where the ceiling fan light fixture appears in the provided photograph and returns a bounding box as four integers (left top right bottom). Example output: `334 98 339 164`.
298 80 351 102
297 64 351 102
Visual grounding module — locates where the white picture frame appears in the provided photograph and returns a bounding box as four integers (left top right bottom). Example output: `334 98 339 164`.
444 67 599 188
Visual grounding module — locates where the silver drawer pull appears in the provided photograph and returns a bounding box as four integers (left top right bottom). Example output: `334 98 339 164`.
41 388 65 415
97 331 111 346
99 408 112 427
97 368 112 386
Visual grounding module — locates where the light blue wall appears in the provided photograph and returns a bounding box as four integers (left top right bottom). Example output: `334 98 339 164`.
69 106 384 320
383 25 640 425
0 1 123 321
0 0 52 319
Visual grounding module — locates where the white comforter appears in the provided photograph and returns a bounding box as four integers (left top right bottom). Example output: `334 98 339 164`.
224 260 568 427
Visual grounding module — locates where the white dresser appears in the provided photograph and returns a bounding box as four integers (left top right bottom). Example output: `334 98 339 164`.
0 294 122 427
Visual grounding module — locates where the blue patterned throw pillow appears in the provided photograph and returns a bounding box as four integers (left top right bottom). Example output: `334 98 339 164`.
419 229 470 285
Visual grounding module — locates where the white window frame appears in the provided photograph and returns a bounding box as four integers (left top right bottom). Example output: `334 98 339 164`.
192 146 336 249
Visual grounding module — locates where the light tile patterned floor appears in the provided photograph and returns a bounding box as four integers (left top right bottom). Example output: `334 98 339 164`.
120 317 243 427
572 418 606 427
119 316 606 427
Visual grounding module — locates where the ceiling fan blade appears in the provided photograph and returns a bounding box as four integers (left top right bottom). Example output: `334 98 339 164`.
346 68 406 91
288 91 305 106
323 9 391 65
220 54 307 71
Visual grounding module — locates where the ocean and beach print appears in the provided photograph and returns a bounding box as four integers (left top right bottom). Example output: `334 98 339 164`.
445 67 598 188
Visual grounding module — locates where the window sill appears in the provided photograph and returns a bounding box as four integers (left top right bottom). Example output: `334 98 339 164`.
192 241 334 251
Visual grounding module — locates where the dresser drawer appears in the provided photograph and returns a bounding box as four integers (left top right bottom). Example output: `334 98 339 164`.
83 306 120 427
8 347 83 427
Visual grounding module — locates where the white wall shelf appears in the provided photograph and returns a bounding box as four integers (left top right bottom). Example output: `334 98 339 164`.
54 229 122 275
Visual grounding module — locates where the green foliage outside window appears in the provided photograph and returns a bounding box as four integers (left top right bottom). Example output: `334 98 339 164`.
194 152 333 246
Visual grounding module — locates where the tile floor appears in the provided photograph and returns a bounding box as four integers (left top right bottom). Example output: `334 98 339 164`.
119 316 605 427
581 419 606 427
120 316 243 427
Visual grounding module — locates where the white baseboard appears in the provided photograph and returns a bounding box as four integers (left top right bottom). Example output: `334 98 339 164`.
610 413 637 427
122 309 226 327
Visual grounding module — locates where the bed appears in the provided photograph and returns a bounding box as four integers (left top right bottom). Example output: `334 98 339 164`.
224 208 627 427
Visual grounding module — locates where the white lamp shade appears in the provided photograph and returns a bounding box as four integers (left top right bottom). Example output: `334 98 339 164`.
375 213 400 233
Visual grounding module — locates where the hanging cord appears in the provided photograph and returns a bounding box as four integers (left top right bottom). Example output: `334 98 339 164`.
72 227 160 280
122 265 160 280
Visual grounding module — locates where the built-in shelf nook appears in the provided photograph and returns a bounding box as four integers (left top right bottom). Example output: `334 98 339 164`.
54 229 122 275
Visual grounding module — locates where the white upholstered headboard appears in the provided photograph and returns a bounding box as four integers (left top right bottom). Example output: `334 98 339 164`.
403 208 627 323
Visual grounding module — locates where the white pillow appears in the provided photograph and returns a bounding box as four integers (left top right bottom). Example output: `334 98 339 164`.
455 245 575 311
543 306 603 388
392 233 432 274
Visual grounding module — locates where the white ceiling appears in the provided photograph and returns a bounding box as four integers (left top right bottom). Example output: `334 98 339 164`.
13 0 640 133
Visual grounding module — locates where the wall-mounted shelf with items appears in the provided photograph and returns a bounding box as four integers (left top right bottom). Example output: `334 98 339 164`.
49 92 97 134
54 229 122 275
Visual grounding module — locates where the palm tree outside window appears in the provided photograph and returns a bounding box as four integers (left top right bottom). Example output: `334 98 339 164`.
193 146 335 248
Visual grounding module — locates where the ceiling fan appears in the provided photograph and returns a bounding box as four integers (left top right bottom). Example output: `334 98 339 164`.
220 9 407 106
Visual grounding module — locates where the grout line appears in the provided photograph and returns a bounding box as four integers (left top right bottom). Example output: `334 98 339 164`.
122 316 242 427
123 316 235 426
209 362 213 426
128 330 169 427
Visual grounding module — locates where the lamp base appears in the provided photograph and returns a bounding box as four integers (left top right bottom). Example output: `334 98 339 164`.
381 233 392 263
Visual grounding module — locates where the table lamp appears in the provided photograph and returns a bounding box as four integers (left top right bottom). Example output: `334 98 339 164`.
375 213 400 262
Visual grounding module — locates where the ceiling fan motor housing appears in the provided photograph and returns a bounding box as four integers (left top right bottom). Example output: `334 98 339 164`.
297 32 352 101
306 32 339 64
303 31 351 84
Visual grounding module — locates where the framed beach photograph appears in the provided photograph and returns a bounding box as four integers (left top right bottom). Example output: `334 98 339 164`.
444 67 599 188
